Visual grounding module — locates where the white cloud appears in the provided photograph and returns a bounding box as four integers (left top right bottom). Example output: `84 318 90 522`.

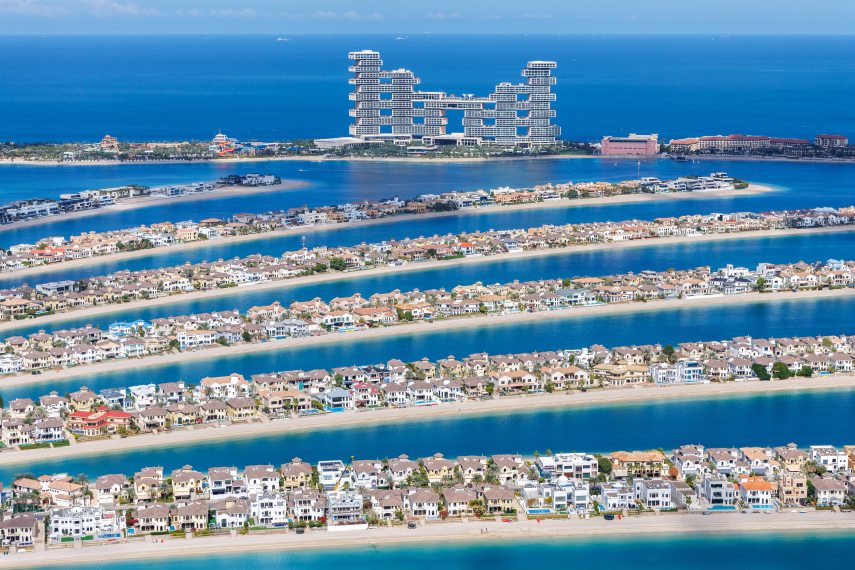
0 0 69 16
210 8 257 18
308 10 382 20
425 11 461 20
81 0 158 17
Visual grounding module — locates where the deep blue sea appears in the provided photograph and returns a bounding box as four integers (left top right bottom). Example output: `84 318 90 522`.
28 532 854 570
2 35 855 143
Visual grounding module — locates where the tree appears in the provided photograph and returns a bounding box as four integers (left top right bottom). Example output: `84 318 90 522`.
661 345 676 364
242 331 252 343
751 363 771 381
771 362 791 379
328 258 347 271
754 277 767 292
797 366 814 377
596 455 612 477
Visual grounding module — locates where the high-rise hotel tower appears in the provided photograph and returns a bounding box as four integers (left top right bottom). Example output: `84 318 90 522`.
347 50 560 147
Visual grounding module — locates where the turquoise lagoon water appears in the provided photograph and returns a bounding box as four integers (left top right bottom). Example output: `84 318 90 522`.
4 387 854 482
36 531 855 570
1 294 852 404
3 230 854 338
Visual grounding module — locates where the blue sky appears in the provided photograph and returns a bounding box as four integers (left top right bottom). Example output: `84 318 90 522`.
1 0 853 34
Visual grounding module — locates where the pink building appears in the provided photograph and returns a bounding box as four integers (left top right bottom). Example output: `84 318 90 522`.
600 134 659 156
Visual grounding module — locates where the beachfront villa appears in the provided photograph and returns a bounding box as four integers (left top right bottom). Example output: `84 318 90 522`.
0 438 850 550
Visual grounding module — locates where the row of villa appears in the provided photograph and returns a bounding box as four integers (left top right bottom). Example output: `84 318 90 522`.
2 441 853 547
0 171 743 273
0 174 279 228
1 259 852 375
1 206 853 323
3 331 855 450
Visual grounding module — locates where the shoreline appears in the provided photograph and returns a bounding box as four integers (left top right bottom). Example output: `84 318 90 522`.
0 179 309 235
0 182 774 279
3 513 853 568
2 287 853 389
5 152 855 167
3 372 855 469
0 222 850 334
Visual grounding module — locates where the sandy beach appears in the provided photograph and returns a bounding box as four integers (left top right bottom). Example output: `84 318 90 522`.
2 372 854 469
3 512 853 568
0 182 773 280
1 287 853 390
0 179 309 234
1 220 848 337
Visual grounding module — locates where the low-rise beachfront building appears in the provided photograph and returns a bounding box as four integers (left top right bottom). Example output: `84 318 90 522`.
536 453 599 480
611 451 666 478
600 134 659 156
633 479 674 509
738 478 775 508
135 504 170 534
326 490 364 527
700 474 739 507
809 446 849 474
811 477 848 507
251 492 289 527
170 502 209 531
778 472 808 506
49 506 125 541
210 498 250 529
171 466 207 501
244 465 279 496
0 513 39 546
94 473 128 505
597 481 635 511
281 458 313 491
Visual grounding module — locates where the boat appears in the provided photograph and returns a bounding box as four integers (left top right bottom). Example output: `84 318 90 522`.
671 155 689 162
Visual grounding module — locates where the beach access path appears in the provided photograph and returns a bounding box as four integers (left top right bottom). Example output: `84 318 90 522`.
0 183 773 281
2 372 855 469
3 511 853 568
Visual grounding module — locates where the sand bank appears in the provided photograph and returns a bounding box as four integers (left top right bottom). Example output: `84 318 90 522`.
3 512 853 568
1 287 853 390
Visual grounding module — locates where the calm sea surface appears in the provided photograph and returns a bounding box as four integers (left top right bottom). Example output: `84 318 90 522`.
3 35 855 143
39 532 855 570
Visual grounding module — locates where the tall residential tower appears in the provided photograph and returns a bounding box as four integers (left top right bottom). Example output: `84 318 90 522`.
347 50 560 147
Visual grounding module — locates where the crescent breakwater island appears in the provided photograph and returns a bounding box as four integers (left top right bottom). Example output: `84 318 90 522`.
0 171 760 276
0 204 851 331
0 257 853 384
